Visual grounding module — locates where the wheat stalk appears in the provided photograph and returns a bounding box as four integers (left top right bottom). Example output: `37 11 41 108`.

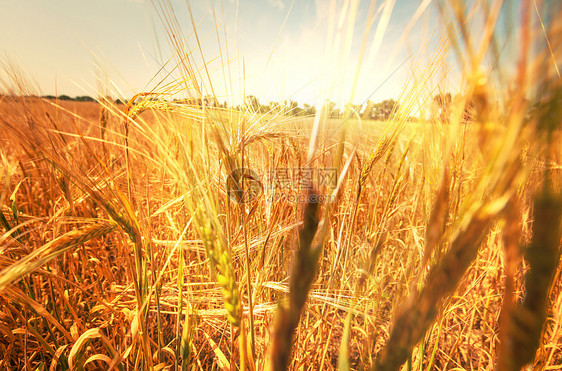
0 221 116 292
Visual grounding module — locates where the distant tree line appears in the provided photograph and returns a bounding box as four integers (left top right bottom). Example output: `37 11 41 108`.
241 93 478 123
242 95 401 120
35 93 402 120
42 95 96 102
22 92 476 124
171 96 227 108
41 95 130 104
361 99 399 120
243 96 318 117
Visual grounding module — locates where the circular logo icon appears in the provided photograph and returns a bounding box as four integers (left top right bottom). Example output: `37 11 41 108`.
226 167 263 203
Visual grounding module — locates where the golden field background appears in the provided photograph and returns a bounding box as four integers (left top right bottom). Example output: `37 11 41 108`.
1 1 562 370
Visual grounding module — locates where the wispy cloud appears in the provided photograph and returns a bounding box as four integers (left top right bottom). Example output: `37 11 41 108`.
268 0 285 11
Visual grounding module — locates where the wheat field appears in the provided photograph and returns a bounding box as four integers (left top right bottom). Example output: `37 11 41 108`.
1 0 561 370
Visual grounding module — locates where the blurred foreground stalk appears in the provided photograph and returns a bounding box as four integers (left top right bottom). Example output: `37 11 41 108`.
269 192 321 371
498 190 562 370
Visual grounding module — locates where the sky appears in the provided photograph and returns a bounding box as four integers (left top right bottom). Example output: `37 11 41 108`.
0 0 519 108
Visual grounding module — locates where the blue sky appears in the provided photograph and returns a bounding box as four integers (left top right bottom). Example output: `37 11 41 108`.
0 0 505 107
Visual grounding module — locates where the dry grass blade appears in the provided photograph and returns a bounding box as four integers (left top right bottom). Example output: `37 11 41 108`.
68 328 120 370
0 221 116 292
49 345 69 371
202 330 231 371
2 286 74 342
